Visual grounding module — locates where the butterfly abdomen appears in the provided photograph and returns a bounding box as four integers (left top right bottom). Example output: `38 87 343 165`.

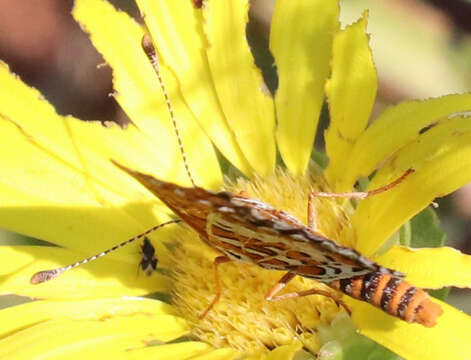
329 273 443 327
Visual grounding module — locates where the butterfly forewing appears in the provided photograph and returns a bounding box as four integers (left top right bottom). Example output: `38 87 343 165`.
118 164 403 283
114 164 444 327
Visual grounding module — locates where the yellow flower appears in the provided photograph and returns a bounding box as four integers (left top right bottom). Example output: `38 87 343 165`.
0 0 471 359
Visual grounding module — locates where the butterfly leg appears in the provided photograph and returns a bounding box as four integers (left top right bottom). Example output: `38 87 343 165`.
237 190 250 198
311 168 414 200
268 286 351 315
265 272 296 300
265 272 350 314
199 255 231 319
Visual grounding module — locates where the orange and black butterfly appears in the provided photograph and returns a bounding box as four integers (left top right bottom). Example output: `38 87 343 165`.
30 33 443 328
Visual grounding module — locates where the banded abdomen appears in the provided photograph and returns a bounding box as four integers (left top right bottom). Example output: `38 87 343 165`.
329 273 443 327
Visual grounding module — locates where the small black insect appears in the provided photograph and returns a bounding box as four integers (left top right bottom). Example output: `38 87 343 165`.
140 237 158 276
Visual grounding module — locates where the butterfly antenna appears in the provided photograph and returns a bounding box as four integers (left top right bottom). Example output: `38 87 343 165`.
30 219 181 284
141 33 196 188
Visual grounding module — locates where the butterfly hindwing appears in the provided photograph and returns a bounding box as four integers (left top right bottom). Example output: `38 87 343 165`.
206 195 403 282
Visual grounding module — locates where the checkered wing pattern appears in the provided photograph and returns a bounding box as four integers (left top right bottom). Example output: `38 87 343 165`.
119 165 402 282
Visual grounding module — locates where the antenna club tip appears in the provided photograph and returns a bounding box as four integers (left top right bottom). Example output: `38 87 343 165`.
30 269 60 284
141 33 155 54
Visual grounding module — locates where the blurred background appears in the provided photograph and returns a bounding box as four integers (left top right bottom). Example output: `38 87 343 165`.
0 0 470 311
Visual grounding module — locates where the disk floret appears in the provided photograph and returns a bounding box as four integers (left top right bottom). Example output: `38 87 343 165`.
170 168 354 354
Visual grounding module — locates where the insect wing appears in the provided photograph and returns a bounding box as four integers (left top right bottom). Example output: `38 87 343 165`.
208 198 402 282
116 163 403 283
114 162 221 238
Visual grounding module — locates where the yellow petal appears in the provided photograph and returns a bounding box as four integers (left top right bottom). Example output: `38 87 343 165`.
192 348 240 360
135 0 253 176
271 0 339 175
0 65 170 203
0 308 188 359
73 0 222 189
0 64 179 252
374 246 471 289
0 194 171 258
247 342 302 360
0 63 140 205
324 13 378 189
0 297 178 339
189 348 240 360
346 297 471 360
203 0 276 176
352 115 471 255
125 342 213 360
338 93 471 191
0 246 171 299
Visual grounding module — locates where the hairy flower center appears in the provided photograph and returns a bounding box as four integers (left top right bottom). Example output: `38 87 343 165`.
170 167 356 355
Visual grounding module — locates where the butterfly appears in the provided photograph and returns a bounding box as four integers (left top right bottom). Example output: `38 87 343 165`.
30 33 443 328
112 162 442 327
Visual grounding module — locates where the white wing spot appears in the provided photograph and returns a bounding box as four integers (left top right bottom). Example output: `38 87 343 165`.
273 221 292 231
174 189 185 197
250 209 266 220
218 206 235 213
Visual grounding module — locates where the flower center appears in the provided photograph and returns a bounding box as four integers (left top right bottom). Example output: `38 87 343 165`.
170 167 356 355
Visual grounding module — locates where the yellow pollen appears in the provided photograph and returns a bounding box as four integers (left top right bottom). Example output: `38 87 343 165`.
170 166 357 355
